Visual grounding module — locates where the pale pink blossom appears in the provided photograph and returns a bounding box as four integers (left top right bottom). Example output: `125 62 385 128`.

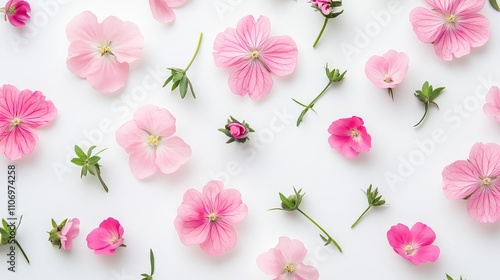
86 217 124 255
442 142 500 223
0 84 56 161
3 0 30 27
328 116 371 158
60 218 80 250
174 180 247 256
115 105 191 179
483 86 500 121
387 222 440 265
365 50 409 99
213 15 298 100
257 236 319 280
149 0 187 23
410 0 490 61
66 11 144 93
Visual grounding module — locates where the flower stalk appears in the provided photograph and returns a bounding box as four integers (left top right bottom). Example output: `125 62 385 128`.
71 145 108 192
351 185 386 228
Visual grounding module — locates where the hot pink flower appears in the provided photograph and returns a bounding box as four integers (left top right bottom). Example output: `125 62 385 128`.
365 50 409 99
174 180 248 256
60 218 80 250
410 0 490 61
328 116 371 158
483 86 500 122
66 11 144 93
442 142 500 223
228 123 246 139
115 105 191 179
257 236 319 280
3 0 30 27
213 15 298 100
149 0 187 23
0 84 56 161
86 217 124 255
311 0 333 15
387 222 440 265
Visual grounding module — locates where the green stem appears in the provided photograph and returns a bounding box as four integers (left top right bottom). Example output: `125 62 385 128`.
414 102 429 127
184 33 203 72
313 17 329 48
296 81 333 126
13 239 30 264
95 164 109 193
297 208 342 252
351 205 372 228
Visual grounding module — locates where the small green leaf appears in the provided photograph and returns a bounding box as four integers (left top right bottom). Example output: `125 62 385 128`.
171 80 180 91
87 146 97 157
179 75 188 99
187 78 196 99
2 219 10 234
446 274 453 280
71 158 85 166
490 0 500 11
74 145 87 160
87 164 96 176
0 227 10 238
279 193 294 209
162 75 173 88
81 165 88 177
88 156 101 165
51 219 57 228
150 248 155 275
172 72 184 82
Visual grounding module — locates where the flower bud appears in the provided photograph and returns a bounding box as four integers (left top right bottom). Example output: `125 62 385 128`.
219 116 254 144
279 188 304 211
228 122 247 139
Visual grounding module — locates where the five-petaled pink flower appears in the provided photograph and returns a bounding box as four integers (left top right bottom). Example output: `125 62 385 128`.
3 0 30 27
149 0 187 23
442 142 500 223
174 180 248 256
0 84 57 161
365 50 409 99
256 236 319 280
115 105 191 180
213 15 298 100
60 218 80 250
86 217 125 255
410 0 490 61
66 11 144 93
483 86 500 122
328 116 371 158
387 222 440 265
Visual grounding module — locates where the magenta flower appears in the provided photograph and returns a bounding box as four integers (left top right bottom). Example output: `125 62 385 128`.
2 0 30 27
66 11 144 93
86 217 125 255
387 222 440 265
149 0 187 23
115 105 191 179
410 0 490 61
311 0 333 15
256 236 319 280
0 84 56 161
228 123 246 139
483 86 500 122
365 50 409 100
442 142 500 223
213 15 298 100
328 116 371 158
174 180 248 256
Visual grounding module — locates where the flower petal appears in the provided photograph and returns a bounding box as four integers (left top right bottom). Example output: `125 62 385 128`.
149 0 176 23
133 105 176 137
256 248 284 276
467 186 500 223
468 142 500 178
384 50 409 85
155 136 192 174
165 0 187 8
213 27 249 69
66 11 102 43
15 89 56 128
387 223 412 250
259 35 298 76
410 222 436 247
276 236 307 265
199 220 237 256
236 15 270 50
442 159 481 200
174 189 211 246
407 245 440 265
294 263 320 280
484 86 500 121
202 180 224 201
365 54 389 89
129 146 158 179
101 16 144 63
454 0 486 14
85 56 130 93
410 7 445 44
228 61 273 100
0 125 37 161
66 40 100 79
455 13 490 49
433 28 471 61
115 120 149 154
214 188 248 224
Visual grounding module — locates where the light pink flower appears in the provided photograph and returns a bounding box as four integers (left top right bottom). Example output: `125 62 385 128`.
228 122 246 139
410 0 490 61
328 116 371 158
257 236 319 280
311 0 333 15
483 86 500 121
174 180 248 256
60 218 80 250
365 50 409 99
66 11 144 93
115 105 191 179
3 0 30 27
0 84 56 161
442 142 500 223
149 0 187 23
387 222 440 265
213 15 298 100
86 217 124 255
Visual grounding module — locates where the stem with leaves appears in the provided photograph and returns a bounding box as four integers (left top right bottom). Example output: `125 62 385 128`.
413 81 445 127
351 185 386 228
141 249 155 280
1 215 30 264
71 145 108 192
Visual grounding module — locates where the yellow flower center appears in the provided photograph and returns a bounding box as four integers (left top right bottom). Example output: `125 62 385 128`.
349 129 360 138
11 117 21 126
284 264 295 273
404 244 415 255
208 213 218 222
482 177 493 186
8 6 16 15
99 42 113 56
109 234 120 244
447 14 456 23
148 135 160 146
250 50 260 59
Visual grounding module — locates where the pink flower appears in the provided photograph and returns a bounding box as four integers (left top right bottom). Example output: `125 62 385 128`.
327 116 371 158
442 142 500 223
149 0 187 23
60 218 80 250
115 105 191 179
66 11 144 93
311 0 333 15
256 236 319 280
483 86 500 121
410 0 490 61
3 0 30 27
213 15 298 100
365 50 409 99
86 217 124 255
228 123 246 139
174 180 248 256
387 222 440 265
0 84 56 161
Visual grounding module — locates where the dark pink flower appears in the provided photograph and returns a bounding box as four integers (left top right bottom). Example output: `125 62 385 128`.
174 180 248 256
86 217 124 255
311 0 333 15
3 0 30 27
149 0 187 23
0 84 57 161
483 86 500 122
328 116 371 158
410 0 490 60
228 123 246 139
387 222 440 265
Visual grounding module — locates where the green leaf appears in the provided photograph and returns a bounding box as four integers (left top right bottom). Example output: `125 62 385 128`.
179 75 188 99
150 248 155 275
87 164 96 176
71 158 85 166
218 128 232 138
87 146 97 157
446 274 453 280
172 72 184 82
81 165 88 178
51 219 57 228
279 193 294 209
88 156 101 166
490 0 500 11
187 78 196 99
0 227 10 238
171 80 180 91
74 145 87 160
2 219 10 233
162 75 173 88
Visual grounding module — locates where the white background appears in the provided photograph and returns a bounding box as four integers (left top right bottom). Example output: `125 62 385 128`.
1 0 500 279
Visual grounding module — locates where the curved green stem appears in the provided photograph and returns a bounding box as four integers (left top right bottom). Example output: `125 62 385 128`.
297 208 342 252
414 102 429 127
296 81 333 126
185 33 203 72
95 164 108 193
351 205 372 228
313 17 329 48
13 239 30 264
